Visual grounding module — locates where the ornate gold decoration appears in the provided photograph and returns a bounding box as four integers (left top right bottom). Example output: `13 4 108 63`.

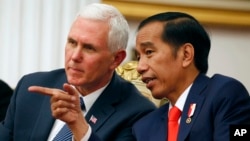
102 0 250 27
116 61 141 81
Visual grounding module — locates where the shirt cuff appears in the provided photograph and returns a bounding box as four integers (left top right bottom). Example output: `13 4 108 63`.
72 124 92 141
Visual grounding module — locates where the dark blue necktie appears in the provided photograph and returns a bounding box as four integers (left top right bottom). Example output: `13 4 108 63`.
52 97 85 141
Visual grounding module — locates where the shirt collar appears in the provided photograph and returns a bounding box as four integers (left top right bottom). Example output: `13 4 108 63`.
79 82 110 113
169 83 193 112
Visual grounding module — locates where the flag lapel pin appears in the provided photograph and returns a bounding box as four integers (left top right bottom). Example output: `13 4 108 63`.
89 115 98 124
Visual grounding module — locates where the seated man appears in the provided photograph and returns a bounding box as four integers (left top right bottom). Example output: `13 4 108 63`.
133 11 250 141
0 3 156 141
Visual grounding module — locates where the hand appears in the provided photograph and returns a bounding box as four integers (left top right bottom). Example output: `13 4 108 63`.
28 83 82 124
29 83 89 140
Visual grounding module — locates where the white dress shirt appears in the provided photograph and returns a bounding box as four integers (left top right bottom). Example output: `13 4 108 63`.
168 83 193 123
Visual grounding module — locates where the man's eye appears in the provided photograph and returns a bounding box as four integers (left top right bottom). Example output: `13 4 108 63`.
68 39 77 46
83 44 96 51
145 50 153 55
84 45 92 50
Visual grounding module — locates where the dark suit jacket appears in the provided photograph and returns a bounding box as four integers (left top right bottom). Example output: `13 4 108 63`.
0 69 156 141
133 73 250 141
0 80 13 121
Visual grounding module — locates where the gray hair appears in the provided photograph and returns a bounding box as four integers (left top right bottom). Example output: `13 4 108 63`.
77 3 129 52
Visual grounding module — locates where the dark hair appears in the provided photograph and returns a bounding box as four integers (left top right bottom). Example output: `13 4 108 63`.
138 12 211 74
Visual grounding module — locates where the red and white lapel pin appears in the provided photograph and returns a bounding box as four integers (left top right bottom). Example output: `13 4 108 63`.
186 103 196 124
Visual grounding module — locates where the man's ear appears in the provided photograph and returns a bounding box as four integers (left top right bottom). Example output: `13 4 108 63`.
110 50 126 69
182 43 194 68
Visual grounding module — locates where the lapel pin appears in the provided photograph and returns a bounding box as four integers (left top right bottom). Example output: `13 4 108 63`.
186 117 191 124
186 103 196 124
89 115 98 124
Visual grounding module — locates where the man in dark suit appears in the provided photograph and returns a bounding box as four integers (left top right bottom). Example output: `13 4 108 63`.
0 3 156 141
0 80 13 121
132 12 250 141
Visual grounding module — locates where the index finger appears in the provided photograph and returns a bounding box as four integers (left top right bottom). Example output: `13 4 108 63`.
28 86 61 96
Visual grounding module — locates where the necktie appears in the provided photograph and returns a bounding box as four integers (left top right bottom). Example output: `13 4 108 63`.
167 106 181 141
53 97 85 141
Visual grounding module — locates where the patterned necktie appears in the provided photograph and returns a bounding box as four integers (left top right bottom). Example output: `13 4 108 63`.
52 97 85 141
167 106 181 141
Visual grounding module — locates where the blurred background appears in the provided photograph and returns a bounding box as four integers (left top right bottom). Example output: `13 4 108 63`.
1 0 250 93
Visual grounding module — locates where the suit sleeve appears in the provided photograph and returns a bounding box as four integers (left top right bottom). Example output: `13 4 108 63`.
213 78 250 140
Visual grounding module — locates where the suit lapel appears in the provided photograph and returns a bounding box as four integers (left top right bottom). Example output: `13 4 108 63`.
178 74 210 141
86 102 115 131
85 73 121 131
